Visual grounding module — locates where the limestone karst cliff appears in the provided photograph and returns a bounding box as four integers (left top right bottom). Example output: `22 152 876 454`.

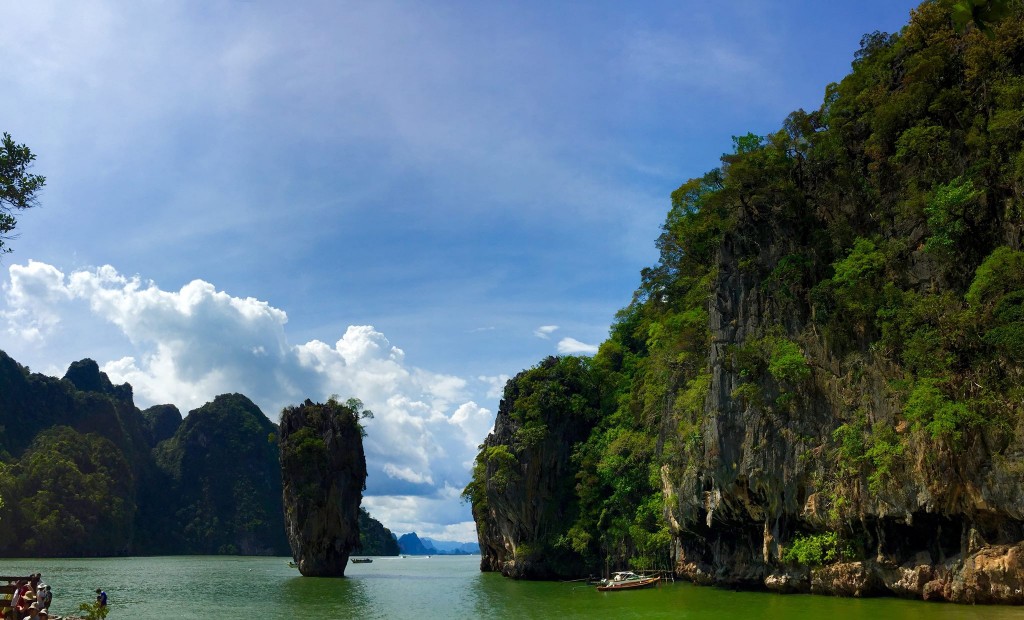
466 0 1024 603
280 397 368 577
153 393 289 555
0 351 397 558
468 356 601 578
0 352 290 556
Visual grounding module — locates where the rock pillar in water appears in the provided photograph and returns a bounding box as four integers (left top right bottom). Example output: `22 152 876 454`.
279 398 367 577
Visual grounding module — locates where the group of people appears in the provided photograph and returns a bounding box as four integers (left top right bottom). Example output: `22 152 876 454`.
3 575 107 620
5 574 52 620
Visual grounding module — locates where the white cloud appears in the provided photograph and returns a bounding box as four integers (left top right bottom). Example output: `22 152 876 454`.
477 374 510 400
557 337 599 355
383 463 434 486
534 325 559 339
1 260 484 528
2 260 73 341
430 521 479 543
362 491 477 541
448 401 494 448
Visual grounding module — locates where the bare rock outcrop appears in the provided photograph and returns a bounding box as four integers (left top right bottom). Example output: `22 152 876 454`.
279 398 367 577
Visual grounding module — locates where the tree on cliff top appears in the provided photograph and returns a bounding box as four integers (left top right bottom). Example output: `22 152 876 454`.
279 396 369 577
0 131 45 255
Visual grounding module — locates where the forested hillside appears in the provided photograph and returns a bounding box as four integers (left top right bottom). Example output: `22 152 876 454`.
0 350 395 557
357 508 401 556
466 0 1024 603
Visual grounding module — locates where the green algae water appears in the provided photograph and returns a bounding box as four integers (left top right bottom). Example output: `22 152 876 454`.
5 555 1024 619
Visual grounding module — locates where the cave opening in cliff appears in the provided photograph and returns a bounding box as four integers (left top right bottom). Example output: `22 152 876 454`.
873 513 964 563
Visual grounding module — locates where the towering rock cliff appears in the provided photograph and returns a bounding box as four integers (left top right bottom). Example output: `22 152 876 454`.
0 351 290 556
357 508 401 556
658 3 1024 603
280 398 367 577
152 393 289 555
468 1 1024 604
0 352 397 559
468 356 601 578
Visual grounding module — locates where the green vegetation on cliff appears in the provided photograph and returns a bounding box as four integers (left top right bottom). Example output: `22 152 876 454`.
357 507 401 556
0 350 398 558
279 397 368 576
467 0 1024 595
152 393 288 555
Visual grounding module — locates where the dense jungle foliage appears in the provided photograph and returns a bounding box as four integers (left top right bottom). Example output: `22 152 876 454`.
466 0 1024 577
357 507 401 556
0 350 395 557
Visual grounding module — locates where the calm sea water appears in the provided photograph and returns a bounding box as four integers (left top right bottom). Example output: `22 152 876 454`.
4 555 1024 619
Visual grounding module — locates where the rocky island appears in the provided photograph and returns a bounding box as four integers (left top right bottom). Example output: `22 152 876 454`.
280 397 368 577
465 0 1024 604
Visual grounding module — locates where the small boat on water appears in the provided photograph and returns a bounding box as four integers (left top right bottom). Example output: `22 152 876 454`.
350 558 373 564
595 571 660 591
287 561 297 568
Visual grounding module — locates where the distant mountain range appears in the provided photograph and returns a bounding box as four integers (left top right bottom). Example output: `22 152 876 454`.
395 532 479 555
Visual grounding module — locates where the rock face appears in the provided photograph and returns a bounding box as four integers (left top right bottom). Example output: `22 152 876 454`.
654 6 1024 601
152 393 288 555
279 398 367 577
467 1 1024 605
755 545 1024 604
0 352 293 556
470 356 600 579
142 404 183 445
396 532 431 555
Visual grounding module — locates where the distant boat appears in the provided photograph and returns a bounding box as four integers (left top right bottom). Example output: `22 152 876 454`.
287 561 297 569
595 571 660 591
350 558 373 564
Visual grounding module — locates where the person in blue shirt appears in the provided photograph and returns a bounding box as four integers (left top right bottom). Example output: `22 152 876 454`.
95 588 107 607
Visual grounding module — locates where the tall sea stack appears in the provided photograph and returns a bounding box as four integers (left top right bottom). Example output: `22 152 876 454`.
279 398 367 577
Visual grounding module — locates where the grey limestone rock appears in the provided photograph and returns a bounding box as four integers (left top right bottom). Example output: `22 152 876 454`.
279 398 367 577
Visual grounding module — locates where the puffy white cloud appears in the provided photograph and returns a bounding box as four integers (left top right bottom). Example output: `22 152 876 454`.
533 324 559 339
363 485 478 540
2 260 73 341
1 260 497 537
448 401 494 449
477 374 510 400
383 463 434 486
557 337 599 355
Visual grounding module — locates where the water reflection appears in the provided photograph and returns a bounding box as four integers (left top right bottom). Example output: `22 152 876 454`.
2 556 1024 620
278 572 375 618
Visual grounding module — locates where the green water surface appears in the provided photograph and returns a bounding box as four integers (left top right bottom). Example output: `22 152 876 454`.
4 555 1024 619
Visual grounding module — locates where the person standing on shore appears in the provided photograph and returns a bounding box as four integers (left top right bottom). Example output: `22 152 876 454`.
37 585 51 611
95 588 106 608
10 580 27 611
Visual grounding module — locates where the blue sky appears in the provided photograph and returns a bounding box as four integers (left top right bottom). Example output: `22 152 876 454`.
1 0 921 541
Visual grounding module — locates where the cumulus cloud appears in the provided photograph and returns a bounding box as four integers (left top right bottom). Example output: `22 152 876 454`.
363 484 478 540
2 260 74 341
1 261 496 522
557 337 599 355
383 463 434 486
448 401 494 449
534 324 559 339
477 374 510 400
